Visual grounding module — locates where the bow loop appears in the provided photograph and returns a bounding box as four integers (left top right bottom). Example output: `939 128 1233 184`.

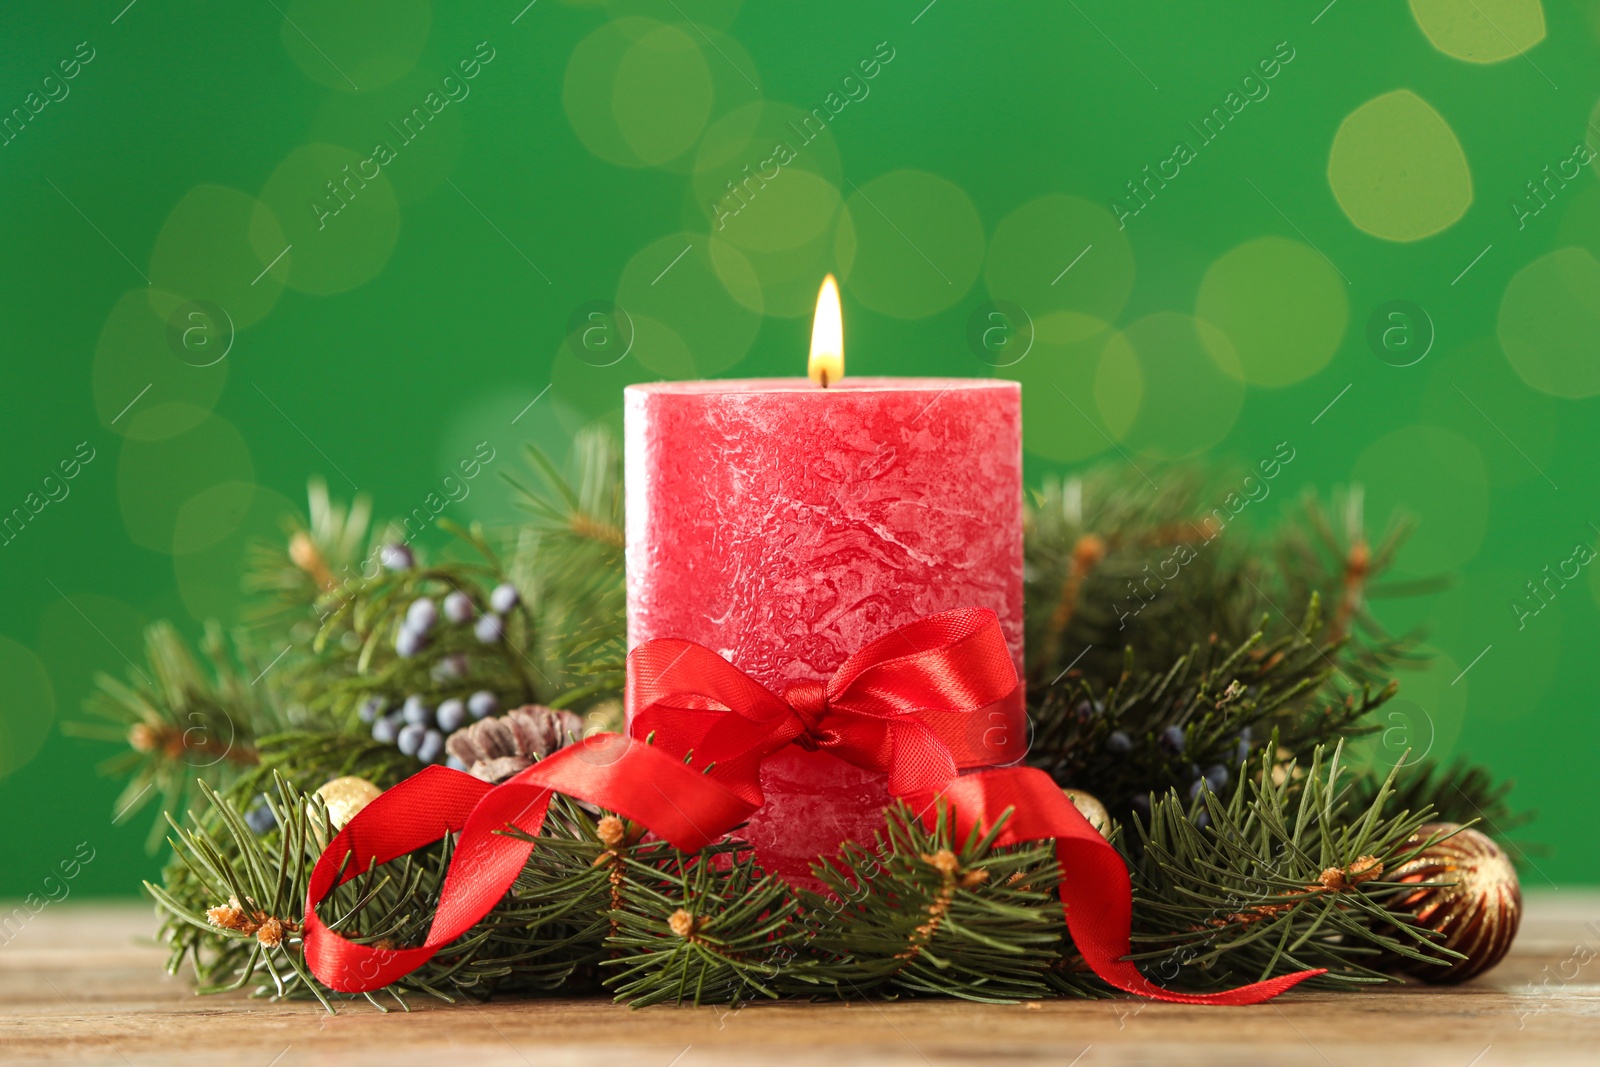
627 608 1019 797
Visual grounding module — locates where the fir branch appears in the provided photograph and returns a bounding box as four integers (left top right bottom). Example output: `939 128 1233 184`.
1123 743 1461 989
800 803 1071 1003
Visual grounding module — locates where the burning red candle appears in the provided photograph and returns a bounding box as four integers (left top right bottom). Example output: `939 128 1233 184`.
624 277 1024 883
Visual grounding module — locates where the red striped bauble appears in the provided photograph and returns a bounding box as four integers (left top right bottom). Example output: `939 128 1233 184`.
1390 823 1522 983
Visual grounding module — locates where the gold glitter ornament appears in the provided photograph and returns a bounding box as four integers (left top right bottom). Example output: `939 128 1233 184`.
314 776 384 832
1062 788 1111 837
1390 822 1521 983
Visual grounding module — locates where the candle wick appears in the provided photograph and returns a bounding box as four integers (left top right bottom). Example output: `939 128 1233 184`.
819 369 830 389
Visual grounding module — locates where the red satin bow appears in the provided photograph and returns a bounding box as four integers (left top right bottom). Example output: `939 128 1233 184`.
303 608 1322 1003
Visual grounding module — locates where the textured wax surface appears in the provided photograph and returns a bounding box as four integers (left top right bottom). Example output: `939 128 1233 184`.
625 378 1022 883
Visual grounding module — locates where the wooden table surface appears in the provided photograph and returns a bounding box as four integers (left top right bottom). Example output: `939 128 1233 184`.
5 894 1600 1066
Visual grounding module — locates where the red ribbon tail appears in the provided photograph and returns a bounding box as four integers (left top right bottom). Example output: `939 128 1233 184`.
917 768 1325 1005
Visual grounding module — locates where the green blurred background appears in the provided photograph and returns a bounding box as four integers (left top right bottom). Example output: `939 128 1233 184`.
2 0 1597 897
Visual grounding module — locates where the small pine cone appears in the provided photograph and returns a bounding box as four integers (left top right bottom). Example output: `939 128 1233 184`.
447 705 583 784
505 705 583 760
205 901 247 932
445 716 516 766
470 755 533 783
256 917 286 947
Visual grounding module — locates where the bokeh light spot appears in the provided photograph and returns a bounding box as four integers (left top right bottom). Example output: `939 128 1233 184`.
94 290 228 442
0 636 54 779
1352 424 1489 574
118 407 257 553
257 143 401 296
1409 0 1545 63
840 171 984 319
1095 313 1246 459
616 234 761 376
149 185 285 330
985 194 1136 323
996 311 1116 463
1196 236 1348 387
280 0 431 92
1328 90 1472 242
1497 246 1600 398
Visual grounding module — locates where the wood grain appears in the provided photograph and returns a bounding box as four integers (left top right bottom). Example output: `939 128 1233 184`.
4 893 1599 1066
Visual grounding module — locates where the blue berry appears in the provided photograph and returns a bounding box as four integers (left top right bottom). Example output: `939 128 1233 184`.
436 698 466 733
474 613 504 644
402 695 433 727
1205 764 1230 791
1131 793 1151 813
395 625 427 658
244 796 277 835
358 696 386 723
1161 725 1186 753
1189 777 1207 801
447 754 470 772
1194 810 1211 830
372 712 403 744
1106 730 1133 754
443 591 475 624
468 690 498 719
380 544 414 571
398 722 426 757
405 597 438 633
1235 737 1253 764
1238 726 1253 744
417 729 445 764
489 582 520 614
431 653 468 681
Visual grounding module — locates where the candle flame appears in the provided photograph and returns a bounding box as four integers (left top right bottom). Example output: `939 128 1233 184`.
809 274 843 387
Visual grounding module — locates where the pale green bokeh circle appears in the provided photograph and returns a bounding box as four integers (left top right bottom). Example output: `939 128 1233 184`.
839 170 985 319
307 69 470 206
280 0 432 92
614 25 714 166
118 406 257 553
1409 0 1545 63
692 101 843 210
94 290 229 441
985 194 1136 323
1497 246 1600 397
257 143 401 295
617 234 761 376
627 313 698 378
1095 313 1246 459
712 167 842 254
997 311 1116 463
549 342 652 423
604 0 742 27
1328 90 1473 242
1352 425 1489 573
149 185 286 329
692 102 845 316
1196 236 1349 387
174 485 298 624
172 481 259 556
0 636 54 779
567 19 750 170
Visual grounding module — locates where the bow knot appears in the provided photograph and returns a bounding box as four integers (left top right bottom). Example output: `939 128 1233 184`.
782 681 830 749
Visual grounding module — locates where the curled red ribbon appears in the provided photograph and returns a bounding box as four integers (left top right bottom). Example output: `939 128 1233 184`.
304 608 1323 1002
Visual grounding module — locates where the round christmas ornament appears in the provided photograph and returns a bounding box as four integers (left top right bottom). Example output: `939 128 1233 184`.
1390 822 1522 983
1062 788 1111 837
314 777 384 832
